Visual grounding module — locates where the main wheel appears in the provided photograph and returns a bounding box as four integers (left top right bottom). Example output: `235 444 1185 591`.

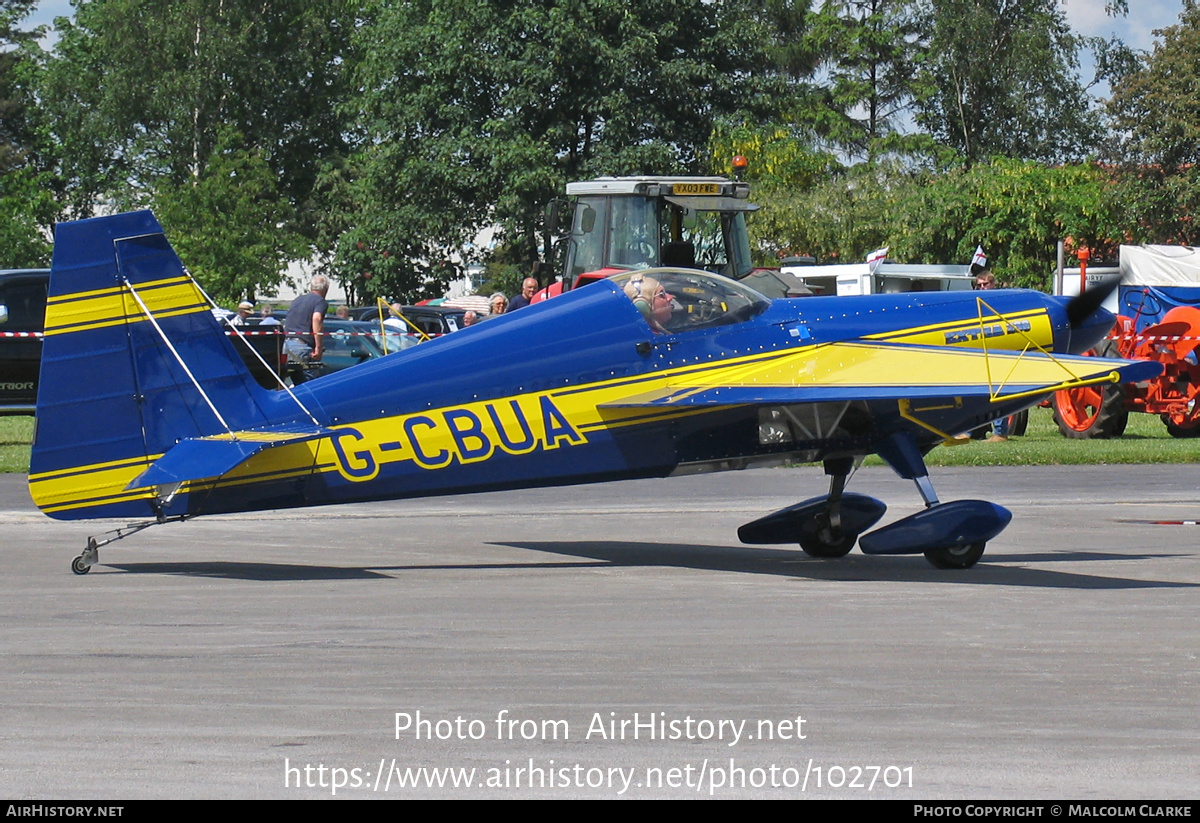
924 542 986 569
798 515 856 558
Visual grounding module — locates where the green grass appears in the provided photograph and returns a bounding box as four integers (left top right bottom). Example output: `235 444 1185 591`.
875 406 1200 467
1 407 1198 474
0 416 34 473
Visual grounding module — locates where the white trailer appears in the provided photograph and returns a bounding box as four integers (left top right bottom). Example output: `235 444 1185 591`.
779 261 976 297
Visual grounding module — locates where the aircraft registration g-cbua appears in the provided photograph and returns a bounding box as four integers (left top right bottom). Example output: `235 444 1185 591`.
32 211 1160 574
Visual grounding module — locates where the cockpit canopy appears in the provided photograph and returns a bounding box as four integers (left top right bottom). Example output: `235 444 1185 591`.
607 268 771 334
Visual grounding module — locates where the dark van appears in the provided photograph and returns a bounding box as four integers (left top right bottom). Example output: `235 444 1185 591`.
0 269 49 415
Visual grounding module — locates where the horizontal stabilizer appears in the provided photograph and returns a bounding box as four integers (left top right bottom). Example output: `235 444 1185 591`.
128 429 331 489
600 343 1162 408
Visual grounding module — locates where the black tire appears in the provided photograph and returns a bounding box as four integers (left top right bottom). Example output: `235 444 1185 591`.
1006 408 1029 437
798 515 856 558
1052 382 1128 438
71 556 91 575
1163 413 1200 438
924 542 986 569
1052 341 1129 439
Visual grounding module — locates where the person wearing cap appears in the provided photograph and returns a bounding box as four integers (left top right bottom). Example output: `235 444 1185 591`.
623 273 674 334
229 300 255 326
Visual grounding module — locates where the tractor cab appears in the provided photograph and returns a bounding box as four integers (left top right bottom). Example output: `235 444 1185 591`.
533 176 757 304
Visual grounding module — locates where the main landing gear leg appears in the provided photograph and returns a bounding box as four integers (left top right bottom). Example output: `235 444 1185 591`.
737 456 887 558
859 433 1011 569
802 457 858 557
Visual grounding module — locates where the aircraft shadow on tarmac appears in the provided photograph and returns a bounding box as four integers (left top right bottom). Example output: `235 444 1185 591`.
100 562 389 581
489 541 1195 590
100 542 1196 589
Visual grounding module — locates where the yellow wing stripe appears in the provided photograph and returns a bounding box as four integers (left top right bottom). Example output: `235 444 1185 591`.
658 342 1106 392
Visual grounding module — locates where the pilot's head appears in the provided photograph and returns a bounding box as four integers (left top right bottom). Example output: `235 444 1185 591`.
624 274 673 327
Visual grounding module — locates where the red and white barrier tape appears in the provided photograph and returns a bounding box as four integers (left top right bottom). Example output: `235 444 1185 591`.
1108 333 1200 344
0 330 431 339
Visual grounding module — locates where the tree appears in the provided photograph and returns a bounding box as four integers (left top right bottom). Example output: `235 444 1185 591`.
151 129 307 303
0 1 38 172
804 0 926 161
753 159 1121 289
1107 2 1200 243
0 1 53 266
709 122 841 189
338 0 784 300
40 0 357 290
913 0 1100 165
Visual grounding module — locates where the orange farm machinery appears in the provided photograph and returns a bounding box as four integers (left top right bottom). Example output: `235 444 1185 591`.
1052 245 1200 438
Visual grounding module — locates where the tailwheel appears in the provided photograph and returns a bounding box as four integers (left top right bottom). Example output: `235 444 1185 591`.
923 542 986 570
798 515 857 558
71 538 98 575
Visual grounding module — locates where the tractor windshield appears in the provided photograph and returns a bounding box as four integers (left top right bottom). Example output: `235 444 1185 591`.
566 194 755 283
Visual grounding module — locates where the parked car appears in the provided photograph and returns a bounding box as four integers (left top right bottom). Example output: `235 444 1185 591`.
352 304 466 337
0 269 49 415
281 319 388 385
318 319 387 372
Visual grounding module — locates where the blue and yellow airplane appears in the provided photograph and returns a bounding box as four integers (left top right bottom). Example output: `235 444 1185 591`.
32 211 1160 574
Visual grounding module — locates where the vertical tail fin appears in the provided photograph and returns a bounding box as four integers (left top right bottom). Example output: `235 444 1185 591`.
30 211 290 520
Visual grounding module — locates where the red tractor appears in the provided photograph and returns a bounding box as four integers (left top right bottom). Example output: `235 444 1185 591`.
532 175 761 303
1052 245 1200 438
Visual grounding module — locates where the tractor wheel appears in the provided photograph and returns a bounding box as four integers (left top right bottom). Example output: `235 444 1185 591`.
1007 408 1029 437
1162 412 1200 438
1051 342 1128 439
1052 383 1128 439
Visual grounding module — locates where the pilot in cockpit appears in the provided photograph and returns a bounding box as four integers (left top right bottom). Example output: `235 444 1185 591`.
623 273 674 334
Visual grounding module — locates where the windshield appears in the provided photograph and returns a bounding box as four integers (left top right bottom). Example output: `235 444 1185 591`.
663 206 753 278
608 268 770 334
566 194 755 281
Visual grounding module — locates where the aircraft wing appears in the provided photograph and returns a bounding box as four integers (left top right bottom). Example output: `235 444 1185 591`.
599 341 1162 407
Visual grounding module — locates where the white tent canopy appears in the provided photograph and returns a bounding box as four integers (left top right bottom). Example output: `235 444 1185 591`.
1120 244 1200 287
